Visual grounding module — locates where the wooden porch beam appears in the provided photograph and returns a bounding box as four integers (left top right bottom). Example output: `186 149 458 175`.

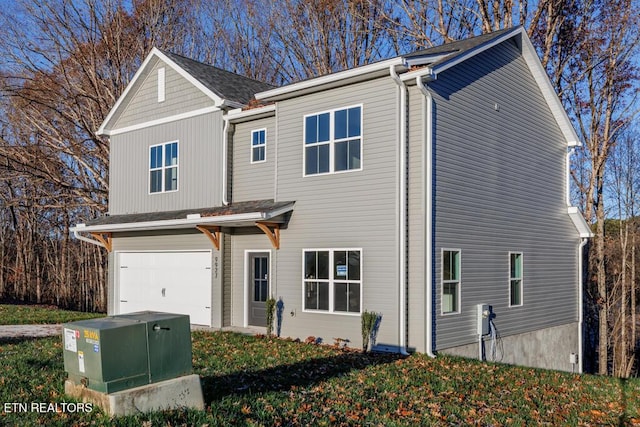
90 232 113 252
255 222 280 249
196 225 221 250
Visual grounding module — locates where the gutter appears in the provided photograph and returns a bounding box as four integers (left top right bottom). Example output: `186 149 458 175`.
389 64 409 356
222 116 230 205
416 75 437 358
72 229 106 249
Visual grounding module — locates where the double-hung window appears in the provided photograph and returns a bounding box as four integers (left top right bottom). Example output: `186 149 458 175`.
509 252 523 306
149 141 178 193
303 249 361 314
442 249 461 314
251 129 266 163
304 105 362 175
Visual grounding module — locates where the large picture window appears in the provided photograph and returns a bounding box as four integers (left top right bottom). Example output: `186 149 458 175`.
304 105 362 176
509 252 523 306
441 249 461 314
150 141 178 193
303 249 361 314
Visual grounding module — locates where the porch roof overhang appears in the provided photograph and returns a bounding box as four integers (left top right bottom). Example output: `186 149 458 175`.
70 200 294 251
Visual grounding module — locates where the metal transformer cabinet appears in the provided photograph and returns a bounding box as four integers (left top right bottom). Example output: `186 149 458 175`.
62 312 192 394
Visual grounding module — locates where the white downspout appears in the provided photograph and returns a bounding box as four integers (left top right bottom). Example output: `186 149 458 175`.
222 116 230 206
566 148 575 207
417 76 437 358
578 237 587 373
389 65 409 355
568 148 585 372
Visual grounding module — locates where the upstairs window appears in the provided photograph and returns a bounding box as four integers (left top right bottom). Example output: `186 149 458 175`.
149 141 178 193
251 129 266 163
304 105 362 176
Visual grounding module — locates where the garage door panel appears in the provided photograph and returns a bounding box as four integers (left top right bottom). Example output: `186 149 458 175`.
117 251 212 326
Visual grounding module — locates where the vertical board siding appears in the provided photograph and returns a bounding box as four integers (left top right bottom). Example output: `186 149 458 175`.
232 117 276 202
113 58 214 130
429 40 579 350
109 112 223 214
231 77 402 349
223 234 232 327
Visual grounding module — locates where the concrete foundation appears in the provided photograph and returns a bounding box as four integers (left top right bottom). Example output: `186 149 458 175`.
439 322 580 372
65 374 205 416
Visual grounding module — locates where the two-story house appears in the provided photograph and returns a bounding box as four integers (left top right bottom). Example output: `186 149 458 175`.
72 26 592 372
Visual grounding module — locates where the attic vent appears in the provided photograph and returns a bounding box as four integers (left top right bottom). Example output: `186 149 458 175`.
157 67 165 102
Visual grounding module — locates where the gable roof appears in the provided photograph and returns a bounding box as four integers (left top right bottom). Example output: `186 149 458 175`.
257 26 580 147
97 48 273 136
161 51 275 106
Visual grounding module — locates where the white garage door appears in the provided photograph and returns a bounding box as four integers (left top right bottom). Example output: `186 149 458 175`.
117 251 212 326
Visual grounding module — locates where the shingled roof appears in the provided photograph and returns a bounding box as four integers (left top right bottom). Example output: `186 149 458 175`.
161 51 275 106
404 27 517 69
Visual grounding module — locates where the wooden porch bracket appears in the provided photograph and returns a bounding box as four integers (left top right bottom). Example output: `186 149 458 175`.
196 225 221 250
90 232 113 252
255 222 280 249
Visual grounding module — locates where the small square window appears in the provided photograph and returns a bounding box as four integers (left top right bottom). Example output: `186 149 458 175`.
251 129 266 163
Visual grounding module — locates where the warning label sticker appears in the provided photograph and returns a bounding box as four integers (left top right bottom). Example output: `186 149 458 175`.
64 328 77 353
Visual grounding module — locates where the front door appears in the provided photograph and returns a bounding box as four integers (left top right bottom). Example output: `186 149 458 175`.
249 253 269 327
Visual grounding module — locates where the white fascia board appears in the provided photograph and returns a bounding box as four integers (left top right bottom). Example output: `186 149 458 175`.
404 52 454 67
429 27 522 77
518 31 582 147
97 48 225 136
568 206 593 238
71 212 266 233
226 104 276 123
255 57 406 101
103 106 220 136
70 202 295 234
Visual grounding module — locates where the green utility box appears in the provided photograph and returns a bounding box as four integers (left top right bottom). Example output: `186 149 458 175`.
62 312 192 394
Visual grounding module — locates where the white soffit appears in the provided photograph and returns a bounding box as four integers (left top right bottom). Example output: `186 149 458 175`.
568 206 593 238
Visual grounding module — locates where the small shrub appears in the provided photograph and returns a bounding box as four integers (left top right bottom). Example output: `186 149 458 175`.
266 297 276 336
361 310 379 352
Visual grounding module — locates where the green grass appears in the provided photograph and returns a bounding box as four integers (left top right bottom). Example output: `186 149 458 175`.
0 304 103 325
0 330 639 426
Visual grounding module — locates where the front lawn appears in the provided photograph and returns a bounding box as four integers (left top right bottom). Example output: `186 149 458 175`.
0 303 103 325
1 330 639 426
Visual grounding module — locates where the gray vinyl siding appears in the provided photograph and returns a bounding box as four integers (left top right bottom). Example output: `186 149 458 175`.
109 112 223 214
109 230 223 327
231 117 276 202
236 77 402 349
113 57 214 130
406 85 426 352
428 40 579 350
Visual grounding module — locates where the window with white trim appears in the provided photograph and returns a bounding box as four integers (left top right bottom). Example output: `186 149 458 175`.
304 105 362 175
303 249 361 313
441 249 460 314
251 129 266 163
509 252 523 306
149 141 178 193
